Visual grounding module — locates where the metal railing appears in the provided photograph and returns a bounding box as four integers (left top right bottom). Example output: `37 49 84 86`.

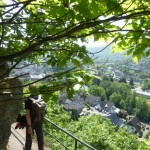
11 125 25 146
44 118 97 150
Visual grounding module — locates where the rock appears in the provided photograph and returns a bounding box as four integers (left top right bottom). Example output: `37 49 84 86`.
0 77 23 149
0 62 9 79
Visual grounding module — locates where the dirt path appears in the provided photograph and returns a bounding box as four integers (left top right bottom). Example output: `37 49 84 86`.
7 123 51 150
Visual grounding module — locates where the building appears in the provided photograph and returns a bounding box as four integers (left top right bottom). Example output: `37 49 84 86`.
125 116 142 134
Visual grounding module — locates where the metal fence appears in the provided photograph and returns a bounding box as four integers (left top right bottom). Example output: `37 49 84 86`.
44 118 97 150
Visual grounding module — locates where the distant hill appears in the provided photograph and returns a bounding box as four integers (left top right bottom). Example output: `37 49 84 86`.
87 46 129 63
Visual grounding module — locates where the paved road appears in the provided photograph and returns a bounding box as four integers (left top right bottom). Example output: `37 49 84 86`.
134 86 150 99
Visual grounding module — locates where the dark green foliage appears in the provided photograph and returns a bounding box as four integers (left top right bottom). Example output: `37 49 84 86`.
100 81 130 100
89 85 106 101
142 82 150 91
110 92 123 108
119 77 127 83
92 77 101 86
135 98 150 122
129 78 134 87
71 110 79 121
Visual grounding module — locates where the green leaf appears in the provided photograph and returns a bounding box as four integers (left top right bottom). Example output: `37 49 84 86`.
67 87 74 99
72 59 81 67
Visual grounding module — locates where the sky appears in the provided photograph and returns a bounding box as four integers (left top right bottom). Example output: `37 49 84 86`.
3 0 10 4
78 39 107 47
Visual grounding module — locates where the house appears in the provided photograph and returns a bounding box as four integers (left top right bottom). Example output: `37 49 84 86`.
13 65 45 79
125 116 142 134
118 109 128 118
63 100 84 111
113 70 124 81
59 94 84 117
100 100 114 113
63 100 84 118
59 93 67 104
109 105 120 114
107 113 124 127
59 94 123 122
94 100 117 113
85 95 101 107
95 104 102 112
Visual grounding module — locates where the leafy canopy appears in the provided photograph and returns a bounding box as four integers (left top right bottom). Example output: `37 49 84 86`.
0 0 150 94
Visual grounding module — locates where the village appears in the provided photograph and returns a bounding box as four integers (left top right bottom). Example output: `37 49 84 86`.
59 94 150 139
10 55 150 141
12 60 150 139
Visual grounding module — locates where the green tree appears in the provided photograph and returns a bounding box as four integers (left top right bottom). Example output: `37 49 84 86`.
89 85 106 101
110 92 123 108
119 99 126 110
142 82 150 91
119 77 127 83
131 92 136 108
92 77 101 86
100 81 131 100
100 80 113 98
129 78 134 87
0 0 150 96
136 98 149 121
125 95 135 114
114 82 130 99
0 1 150 149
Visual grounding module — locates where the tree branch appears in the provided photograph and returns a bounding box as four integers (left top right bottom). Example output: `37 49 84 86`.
7 0 34 24
0 10 149 62
0 66 77 89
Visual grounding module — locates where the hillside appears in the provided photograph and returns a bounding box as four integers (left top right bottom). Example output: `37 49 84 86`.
87 46 128 62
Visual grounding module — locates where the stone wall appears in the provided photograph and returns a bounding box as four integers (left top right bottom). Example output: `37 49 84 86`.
0 77 23 149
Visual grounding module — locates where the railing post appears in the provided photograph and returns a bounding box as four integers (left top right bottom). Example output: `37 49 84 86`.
74 139 77 150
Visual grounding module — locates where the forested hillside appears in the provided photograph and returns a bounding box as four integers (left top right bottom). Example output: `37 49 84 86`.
87 46 128 63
